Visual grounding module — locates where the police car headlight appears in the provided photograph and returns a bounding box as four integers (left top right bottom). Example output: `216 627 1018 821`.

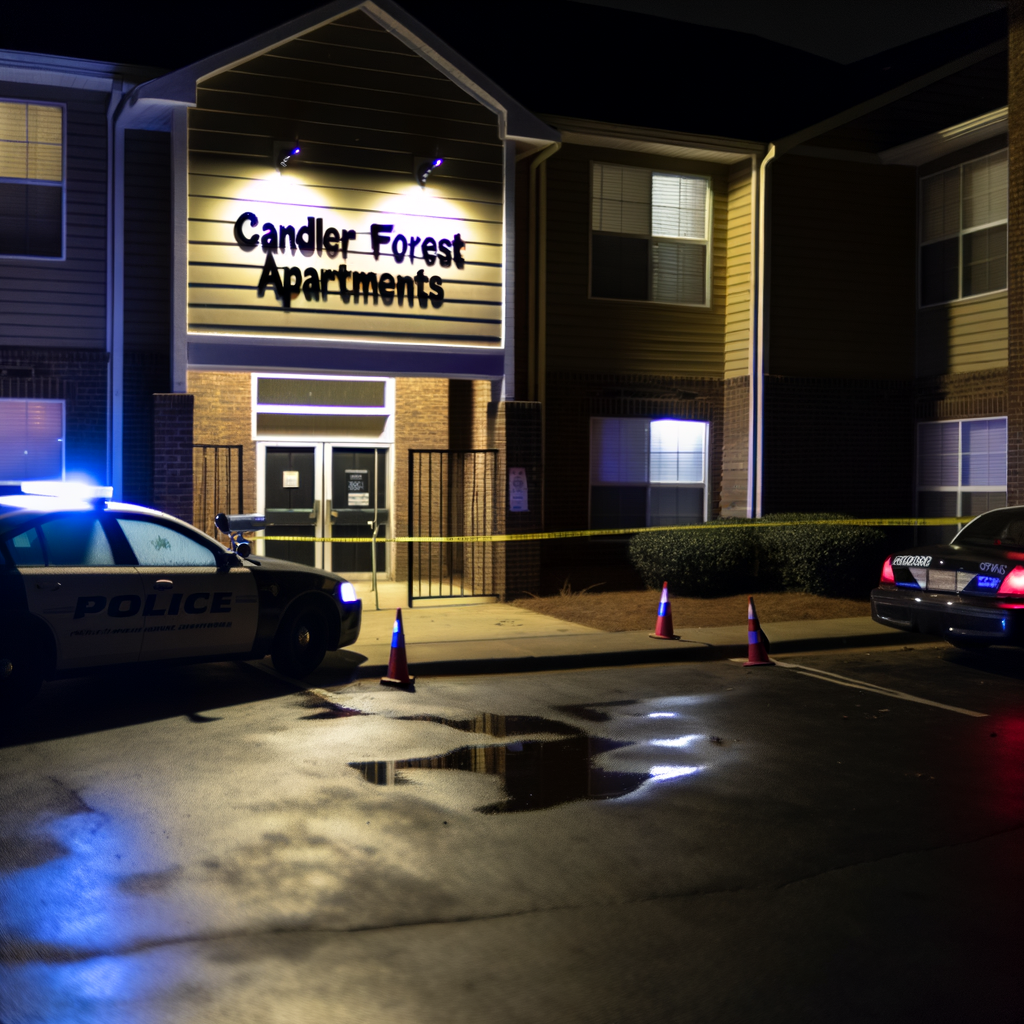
338 582 358 604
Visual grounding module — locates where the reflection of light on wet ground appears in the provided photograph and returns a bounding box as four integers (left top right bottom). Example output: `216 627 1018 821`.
650 734 702 747
647 712 678 718
649 766 704 782
0 782 180 1022
349 708 710 813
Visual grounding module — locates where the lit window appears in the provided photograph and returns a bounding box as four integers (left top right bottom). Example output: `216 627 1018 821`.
917 416 1006 542
919 151 1006 306
591 163 710 305
590 417 706 529
0 398 65 482
0 100 63 258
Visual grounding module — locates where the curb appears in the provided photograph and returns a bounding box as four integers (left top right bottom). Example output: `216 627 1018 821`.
343 627 937 681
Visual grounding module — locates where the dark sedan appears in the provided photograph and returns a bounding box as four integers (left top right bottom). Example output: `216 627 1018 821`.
871 505 1024 649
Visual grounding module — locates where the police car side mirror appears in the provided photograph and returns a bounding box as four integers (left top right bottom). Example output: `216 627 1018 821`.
216 550 244 569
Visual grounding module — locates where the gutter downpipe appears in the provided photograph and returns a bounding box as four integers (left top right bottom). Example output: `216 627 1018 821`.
104 78 124 492
750 143 775 519
527 141 561 528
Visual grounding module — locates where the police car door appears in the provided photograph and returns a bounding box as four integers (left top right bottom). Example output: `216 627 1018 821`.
116 516 259 661
13 512 144 671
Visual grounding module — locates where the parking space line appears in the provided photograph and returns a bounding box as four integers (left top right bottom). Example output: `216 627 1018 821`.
774 661 987 718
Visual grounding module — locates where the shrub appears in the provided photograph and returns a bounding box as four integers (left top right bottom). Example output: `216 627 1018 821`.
628 524 759 597
628 514 890 599
754 513 887 598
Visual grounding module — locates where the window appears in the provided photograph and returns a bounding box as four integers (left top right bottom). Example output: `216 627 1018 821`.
3 515 114 566
0 100 63 258
917 417 1006 542
118 518 217 566
919 151 1006 306
0 399 65 482
591 163 710 305
590 417 706 529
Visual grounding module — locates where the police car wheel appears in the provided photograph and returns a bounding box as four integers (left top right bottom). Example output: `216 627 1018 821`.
272 600 330 679
0 640 45 714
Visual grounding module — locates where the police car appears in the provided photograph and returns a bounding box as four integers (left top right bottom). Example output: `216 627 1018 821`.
0 483 361 708
871 505 1024 649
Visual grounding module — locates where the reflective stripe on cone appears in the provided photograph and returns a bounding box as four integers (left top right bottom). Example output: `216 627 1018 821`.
743 596 773 667
381 608 416 689
650 581 680 640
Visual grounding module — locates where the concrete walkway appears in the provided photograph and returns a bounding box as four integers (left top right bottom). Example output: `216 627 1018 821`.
303 581 938 686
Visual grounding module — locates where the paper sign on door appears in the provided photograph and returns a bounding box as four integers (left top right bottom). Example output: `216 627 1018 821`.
347 469 370 507
509 467 529 512
282 471 299 488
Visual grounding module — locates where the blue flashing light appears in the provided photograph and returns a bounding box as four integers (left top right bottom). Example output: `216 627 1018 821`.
975 575 1002 590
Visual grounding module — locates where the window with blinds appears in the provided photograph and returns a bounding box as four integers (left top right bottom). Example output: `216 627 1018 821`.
590 417 706 529
917 416 1006 542
591 163 709 305
0 399 65 481
919 150 1006 306
0 100 64 259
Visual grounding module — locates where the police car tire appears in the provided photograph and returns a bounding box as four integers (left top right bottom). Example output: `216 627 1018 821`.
272 600 330 679
0 635 46 713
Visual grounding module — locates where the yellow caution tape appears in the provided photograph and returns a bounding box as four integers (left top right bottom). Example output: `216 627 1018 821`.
258 517 972 544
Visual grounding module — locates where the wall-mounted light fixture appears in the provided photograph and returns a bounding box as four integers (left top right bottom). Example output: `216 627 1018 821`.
415 155 444 186
276 141 301 169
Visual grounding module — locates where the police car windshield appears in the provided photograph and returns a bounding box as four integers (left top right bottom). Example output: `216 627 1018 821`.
955 509 1024 550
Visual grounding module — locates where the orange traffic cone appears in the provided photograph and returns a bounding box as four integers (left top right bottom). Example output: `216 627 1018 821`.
743 596 774 666
649 581 680 640
381 609 416 689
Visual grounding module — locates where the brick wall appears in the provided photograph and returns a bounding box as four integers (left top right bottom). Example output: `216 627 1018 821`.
762 375 915 517
722 376 749 517
152 393 194 522
499 400 542 596
393 377 450 582
123 351 170 507
0 346 107 484
914 368 1008 421
187 371 257 529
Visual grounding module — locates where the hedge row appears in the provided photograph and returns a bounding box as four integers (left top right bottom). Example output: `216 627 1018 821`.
628 514 898 598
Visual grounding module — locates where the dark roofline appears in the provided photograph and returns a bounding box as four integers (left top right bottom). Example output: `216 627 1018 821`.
129 0 558 144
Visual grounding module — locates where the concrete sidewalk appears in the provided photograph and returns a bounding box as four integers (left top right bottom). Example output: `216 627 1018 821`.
304 581 937 686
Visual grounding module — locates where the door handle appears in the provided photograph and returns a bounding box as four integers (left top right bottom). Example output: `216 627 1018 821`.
310 499 321 523
326 499 336 520
36 581 62 592
153 579 174 590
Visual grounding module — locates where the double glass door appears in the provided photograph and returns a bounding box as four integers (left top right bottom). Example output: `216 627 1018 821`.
258 443 389 575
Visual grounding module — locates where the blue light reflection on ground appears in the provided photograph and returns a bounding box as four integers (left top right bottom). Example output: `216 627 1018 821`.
0 795 180 1023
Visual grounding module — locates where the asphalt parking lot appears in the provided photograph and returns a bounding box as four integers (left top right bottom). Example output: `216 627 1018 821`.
1 643 1021 1023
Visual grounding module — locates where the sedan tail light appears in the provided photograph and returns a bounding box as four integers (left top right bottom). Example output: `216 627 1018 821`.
880 557 895 585
997 566 1024 595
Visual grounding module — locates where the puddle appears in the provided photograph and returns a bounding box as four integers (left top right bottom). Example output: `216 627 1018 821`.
349 711 667 813
350 733 646 813
552 700 639 723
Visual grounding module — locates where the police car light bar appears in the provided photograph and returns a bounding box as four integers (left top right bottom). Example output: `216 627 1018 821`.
21 481 113 500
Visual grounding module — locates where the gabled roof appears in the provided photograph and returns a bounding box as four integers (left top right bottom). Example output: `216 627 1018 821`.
127 0 557 145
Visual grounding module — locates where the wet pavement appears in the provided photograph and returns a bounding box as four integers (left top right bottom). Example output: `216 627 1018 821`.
0 644 1022 1023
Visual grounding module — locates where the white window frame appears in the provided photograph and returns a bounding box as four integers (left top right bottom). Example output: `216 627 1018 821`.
588 161 712 308
251 373 395 442
915 415 1007 518
918 149 1007 309
0 98 67 262
588 416 709 529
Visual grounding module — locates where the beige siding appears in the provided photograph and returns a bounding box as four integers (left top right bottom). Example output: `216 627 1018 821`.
545 144 728 378
186 9 503 347
724 161 752 378
916 292 1008 376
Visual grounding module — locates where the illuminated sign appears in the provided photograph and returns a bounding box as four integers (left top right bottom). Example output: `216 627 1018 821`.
186 158 503 348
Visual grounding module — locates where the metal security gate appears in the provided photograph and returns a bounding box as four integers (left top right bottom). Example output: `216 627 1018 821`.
408 449 499 604
193 444 244 543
